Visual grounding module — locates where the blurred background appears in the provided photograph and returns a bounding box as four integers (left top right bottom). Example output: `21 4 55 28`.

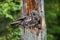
0 0 60 40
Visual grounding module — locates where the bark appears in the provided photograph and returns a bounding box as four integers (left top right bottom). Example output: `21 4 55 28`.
21 0 46 40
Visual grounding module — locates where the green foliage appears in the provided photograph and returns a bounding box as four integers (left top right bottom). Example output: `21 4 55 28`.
47 34 55 40
0 0 22 40
0 0 22 20
45 0 60 40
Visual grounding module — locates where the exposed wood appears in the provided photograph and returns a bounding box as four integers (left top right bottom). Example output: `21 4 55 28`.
26 0 38 16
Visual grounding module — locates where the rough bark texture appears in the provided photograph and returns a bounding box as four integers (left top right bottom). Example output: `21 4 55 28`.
21 0 46 40
21 28 46 40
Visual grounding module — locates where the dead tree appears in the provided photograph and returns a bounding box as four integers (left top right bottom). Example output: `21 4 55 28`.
11 0 46 40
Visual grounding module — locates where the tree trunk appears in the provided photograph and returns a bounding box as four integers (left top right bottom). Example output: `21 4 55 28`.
21 0 46 40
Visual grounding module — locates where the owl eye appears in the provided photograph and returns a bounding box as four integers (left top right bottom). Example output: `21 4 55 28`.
32 13 36 16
